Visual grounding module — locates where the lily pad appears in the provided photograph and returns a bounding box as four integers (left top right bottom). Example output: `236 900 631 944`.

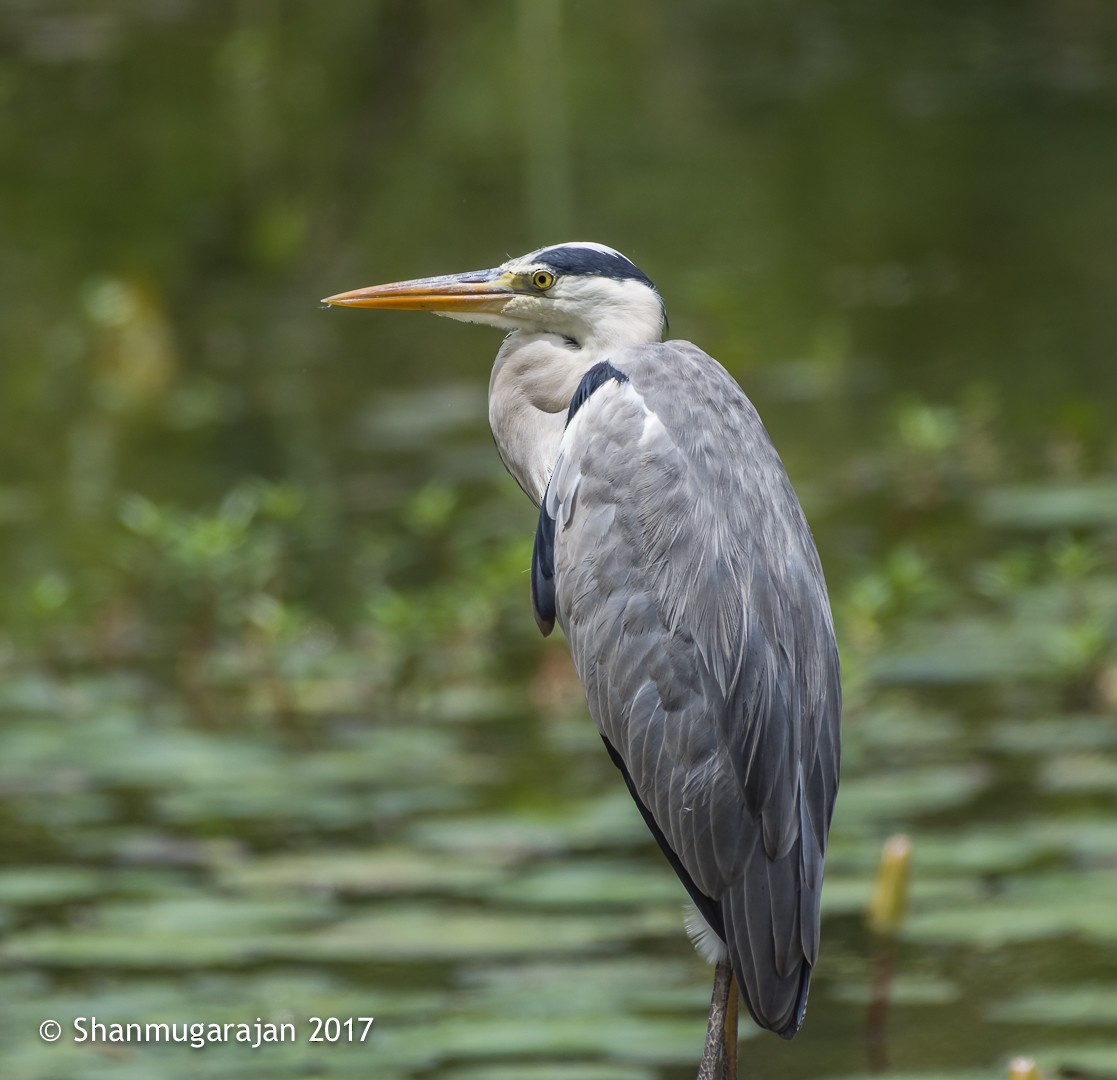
987 985 1117 1026
869 616 1057 684
903 827 1047 875
828 1073 995 1080
458 957 714 1017
218 847 497 897
1027 818 1117 864
484 859 682 909
832 764 989 827
980 482 1117 530
820 874 981 918
903 870 1117 947
442 1065 656 1080
0 867 106 906
1024 1044 1117 1072
845 700 963 757
0 896 335 969
0 708 275 793
988 715 1117 755
407 790 648 863
156 724 479 828
266 904 668 963
833 973 960 1006
381 1011 704 1068
1039 752 1117 794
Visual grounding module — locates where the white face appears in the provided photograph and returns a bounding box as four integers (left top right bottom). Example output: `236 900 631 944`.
440 242 665 349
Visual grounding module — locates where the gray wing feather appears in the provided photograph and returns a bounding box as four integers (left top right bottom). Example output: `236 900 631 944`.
549 341 840 1037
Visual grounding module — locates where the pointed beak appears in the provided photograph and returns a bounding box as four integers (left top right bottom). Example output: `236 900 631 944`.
321 267 516 314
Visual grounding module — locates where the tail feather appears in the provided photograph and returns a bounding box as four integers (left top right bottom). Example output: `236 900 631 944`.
721 829 816 1038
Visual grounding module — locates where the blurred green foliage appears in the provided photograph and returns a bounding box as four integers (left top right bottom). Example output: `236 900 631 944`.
1 3 1117 1079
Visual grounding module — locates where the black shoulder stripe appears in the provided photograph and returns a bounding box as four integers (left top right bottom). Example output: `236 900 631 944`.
566 361 628 427
531 485 556 636
534 362 627 636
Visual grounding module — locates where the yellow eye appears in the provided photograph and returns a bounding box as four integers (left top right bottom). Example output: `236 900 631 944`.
531 269 555 291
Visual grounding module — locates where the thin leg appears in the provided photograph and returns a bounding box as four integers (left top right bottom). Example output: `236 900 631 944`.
697 960 734 1080
723 969 739 1080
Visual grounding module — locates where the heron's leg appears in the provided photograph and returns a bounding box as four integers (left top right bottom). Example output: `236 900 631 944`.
696 960 734 1080
722 969 739 1080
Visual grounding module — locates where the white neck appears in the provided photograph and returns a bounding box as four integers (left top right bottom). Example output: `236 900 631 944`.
488 321 664 506
483 274 665 506
488 334 589 506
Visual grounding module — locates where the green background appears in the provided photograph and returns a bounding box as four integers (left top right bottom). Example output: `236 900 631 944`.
1 3 1115 1078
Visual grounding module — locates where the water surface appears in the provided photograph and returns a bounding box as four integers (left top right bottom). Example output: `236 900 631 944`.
1 4 1116 1078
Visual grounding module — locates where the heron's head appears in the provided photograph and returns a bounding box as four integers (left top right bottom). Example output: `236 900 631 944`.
323 242 666 350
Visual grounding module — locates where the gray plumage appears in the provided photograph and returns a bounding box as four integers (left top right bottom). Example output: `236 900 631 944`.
540 341 840 1035
322 240 841 1041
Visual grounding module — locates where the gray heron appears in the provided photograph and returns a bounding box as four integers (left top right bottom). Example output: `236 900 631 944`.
324 242 841 1076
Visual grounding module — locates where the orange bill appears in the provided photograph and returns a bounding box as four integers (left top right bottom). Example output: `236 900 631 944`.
321 267 516 314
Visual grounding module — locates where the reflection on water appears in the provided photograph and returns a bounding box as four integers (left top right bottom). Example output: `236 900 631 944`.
1 3 1116 1078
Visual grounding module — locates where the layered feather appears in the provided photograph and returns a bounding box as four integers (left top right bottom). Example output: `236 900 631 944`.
545 341 841 1037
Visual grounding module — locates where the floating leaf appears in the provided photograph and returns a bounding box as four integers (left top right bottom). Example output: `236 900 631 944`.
383 1011 704 1068
1039 752 1117 794
1027 818 1117 865
845 700 963 757
0 896 335 969
833 765 989 827
980 482 1117 530
833 973 960 1006
265 903 675 964
822 874 981 917
904 871 1117 946
988 715 1117 755
218 847 497 897
903 828 1046 875
442 1065 657 1080
825 1071 993 1080
484 859 681 909
407 790 648 863
1024 1045 1117 1073
988 985 1117 1026
458 957 713 1017
869 616 1057 684
0 867 105 905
